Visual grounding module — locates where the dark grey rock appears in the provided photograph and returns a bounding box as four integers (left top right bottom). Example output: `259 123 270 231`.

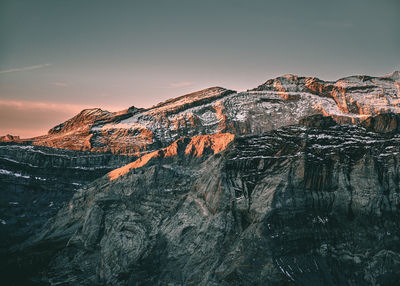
18 123 400 285
0 143 132 285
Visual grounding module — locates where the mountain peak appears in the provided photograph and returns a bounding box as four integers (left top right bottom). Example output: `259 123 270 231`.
382 70 400 81
78 107 109 116
147 86 234 114
250 74 310 93
0 134 21 142
280 73 299 79
48 107 112 134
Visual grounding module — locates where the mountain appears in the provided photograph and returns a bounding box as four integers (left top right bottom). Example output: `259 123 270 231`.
3 72 399 155
1 72 400 285
12 117 400 286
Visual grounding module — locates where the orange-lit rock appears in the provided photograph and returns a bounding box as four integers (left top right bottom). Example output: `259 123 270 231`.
0 134 22 143
82 134 93 151
185 133 235 157
304 77 332 96
163 138 185 157
330 86 350 114
214 101 228 132
48 108 113 135
108 133 234 181
108 150 162 181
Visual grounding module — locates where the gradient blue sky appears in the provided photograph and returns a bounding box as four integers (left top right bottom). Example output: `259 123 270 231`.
0 0 399 137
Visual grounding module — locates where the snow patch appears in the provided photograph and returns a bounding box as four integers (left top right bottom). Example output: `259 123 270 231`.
0 169 30 179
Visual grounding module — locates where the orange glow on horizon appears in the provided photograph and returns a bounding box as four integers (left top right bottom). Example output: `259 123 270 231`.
0 99 126 138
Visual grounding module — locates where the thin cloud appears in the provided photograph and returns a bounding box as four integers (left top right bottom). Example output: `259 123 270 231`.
0 99 124 113
0 99 125 138
0 63 52 74
169 81 193 88
0 99 86 113
49 82 68 87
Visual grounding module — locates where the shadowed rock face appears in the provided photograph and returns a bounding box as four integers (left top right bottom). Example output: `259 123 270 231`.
14 122 400 286
0 143 132 285
361 113 400 134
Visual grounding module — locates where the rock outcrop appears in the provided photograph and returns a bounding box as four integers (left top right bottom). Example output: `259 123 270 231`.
361 113 400 134
0 134 22 143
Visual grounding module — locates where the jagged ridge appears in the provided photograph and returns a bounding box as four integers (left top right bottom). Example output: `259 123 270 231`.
2 72 399 156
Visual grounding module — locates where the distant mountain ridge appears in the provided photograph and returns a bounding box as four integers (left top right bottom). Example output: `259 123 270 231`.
2 71 399 157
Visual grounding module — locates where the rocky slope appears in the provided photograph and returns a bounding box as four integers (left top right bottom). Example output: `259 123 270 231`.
1 72 400 285
0 143 131 271
3 72 399 156
13 114 400 285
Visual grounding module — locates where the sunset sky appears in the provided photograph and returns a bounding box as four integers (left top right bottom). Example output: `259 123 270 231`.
0 0 399 138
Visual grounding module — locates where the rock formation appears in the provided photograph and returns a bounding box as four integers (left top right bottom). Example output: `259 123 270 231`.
1 72 400 285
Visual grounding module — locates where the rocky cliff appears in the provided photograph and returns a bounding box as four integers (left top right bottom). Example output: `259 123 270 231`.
13 115 399 285
0 142 131 282
1 72 400 285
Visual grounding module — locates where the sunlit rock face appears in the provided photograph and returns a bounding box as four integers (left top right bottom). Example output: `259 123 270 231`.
3 72 398 156
27 87 236 156
17 120 400 285
0 135 21 143
108 133 234 181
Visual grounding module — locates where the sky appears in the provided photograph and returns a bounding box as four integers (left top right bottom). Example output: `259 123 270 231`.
0 0 399 138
